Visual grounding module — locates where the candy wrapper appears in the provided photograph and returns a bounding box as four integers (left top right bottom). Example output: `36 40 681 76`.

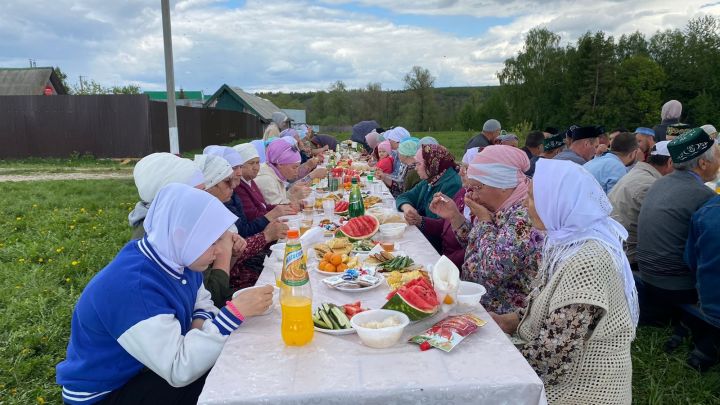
409 313 486 352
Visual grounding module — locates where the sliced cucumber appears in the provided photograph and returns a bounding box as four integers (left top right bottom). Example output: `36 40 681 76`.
330 306 351 329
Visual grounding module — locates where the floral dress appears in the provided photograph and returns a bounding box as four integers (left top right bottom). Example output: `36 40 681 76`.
454 201 543 314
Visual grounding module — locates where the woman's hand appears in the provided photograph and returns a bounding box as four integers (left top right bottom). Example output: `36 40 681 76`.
464 195 492 222
231 234 247 257
263 220 289 242
402 205 422 226
490 311 520 334
265 204 296 221
213 231 234 274
429 192 460 219
230 284 274 317
289 182 311 201
310 167 327 179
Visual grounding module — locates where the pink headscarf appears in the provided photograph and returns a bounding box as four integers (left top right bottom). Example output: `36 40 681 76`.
365 130 380 149
377 140 392 154
467 145 530 211
265 139 301 182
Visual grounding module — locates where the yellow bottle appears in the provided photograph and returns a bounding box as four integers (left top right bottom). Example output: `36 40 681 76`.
280 229 314 346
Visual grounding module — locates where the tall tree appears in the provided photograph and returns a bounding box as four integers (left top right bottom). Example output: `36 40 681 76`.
403 66 437 131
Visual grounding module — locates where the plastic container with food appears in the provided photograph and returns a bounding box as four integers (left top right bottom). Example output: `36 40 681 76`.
350 309 410 349
456 281 486 308
378 223 407 241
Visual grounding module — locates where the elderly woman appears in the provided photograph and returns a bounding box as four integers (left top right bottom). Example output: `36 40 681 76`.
255 139 311 205
429 145 543 314
376 139 421 197
263 111 290 140
129 153 205 240
396 145 462 250
491 159 637 404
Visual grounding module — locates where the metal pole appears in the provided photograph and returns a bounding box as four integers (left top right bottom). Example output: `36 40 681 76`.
161 0 179 154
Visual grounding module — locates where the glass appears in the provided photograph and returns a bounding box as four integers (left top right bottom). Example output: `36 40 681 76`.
380 241 396 252
299 219 313 236
322 199 335 219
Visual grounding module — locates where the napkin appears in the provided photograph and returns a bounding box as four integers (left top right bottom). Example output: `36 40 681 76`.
432 255 460 311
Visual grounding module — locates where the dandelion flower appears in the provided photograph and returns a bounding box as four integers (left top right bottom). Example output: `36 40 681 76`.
32 204 38 208
66 278 71 282
38 258 44 263
37 396 46 404
71 260 79 266
69 225 75 230
16 217 22 221
18 258 25 263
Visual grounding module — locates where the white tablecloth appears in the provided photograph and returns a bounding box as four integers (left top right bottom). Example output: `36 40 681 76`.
199 183 547 405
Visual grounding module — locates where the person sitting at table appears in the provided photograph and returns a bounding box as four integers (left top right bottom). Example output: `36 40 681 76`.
351 120 380 153
374 140 394 174
376 139 421 197
490 159 637 404
525 132 566 177
195 154 288 293
56 183 273 405
385 126 412 176
255 139 312 205
364 130 381 161
396 144 462 249
263 111 290 141
429 145 543 313
419 136 439 145
684 193 720 371
128 153 205 240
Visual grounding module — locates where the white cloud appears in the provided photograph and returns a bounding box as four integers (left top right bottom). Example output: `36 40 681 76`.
0 0 716 93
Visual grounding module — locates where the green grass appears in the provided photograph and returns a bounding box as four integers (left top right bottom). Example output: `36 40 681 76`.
1 132 718 404
0 155 133 175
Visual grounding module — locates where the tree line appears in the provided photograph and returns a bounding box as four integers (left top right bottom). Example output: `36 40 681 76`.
260 15 719 134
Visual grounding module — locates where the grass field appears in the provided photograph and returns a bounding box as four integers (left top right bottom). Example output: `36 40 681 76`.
1 132 719 404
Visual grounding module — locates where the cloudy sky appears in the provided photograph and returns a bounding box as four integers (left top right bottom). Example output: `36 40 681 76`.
2 0 718 93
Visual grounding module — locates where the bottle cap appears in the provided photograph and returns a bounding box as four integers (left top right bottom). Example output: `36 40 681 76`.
286 229 300 239
351 177 358 184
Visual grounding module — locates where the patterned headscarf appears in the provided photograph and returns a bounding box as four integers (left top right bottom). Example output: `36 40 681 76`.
416 144 458 186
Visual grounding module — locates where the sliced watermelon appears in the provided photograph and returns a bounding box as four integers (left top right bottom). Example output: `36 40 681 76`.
382 277 438 321
336 215 379 241
335 201 349 214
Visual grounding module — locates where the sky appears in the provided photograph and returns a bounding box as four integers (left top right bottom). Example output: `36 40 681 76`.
1 0 718 94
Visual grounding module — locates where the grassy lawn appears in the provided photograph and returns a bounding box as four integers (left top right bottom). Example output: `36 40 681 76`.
0 156 133 175
1 132 718 404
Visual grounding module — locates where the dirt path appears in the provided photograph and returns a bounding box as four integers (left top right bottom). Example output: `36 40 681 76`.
0 172 133 182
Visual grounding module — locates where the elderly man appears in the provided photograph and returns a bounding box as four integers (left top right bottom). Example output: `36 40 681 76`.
525 132 565 177
701 124 717 140
584 132 639 194
609 141 673 271
637 128 718 347
635 127 656 162
654 100 683 141
466 119 501 150
554 126 602 165
263 111 291 140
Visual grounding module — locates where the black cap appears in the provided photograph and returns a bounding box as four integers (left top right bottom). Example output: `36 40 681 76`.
571 126 604 141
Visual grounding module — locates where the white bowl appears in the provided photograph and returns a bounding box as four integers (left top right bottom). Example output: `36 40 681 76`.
457 281 486 308
350 309 410 349
378 223 407 241
232 284 280 316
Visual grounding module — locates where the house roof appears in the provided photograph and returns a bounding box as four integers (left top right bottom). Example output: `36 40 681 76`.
0 67 68 95
144 90 206 101
205 84 282 121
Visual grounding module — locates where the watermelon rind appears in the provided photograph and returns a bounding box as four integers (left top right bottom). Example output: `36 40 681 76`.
382 290 437 321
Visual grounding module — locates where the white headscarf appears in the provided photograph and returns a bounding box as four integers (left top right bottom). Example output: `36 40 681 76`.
462 147 480 165
143 183 237 273
386 127 411 142
194 154 232 189
533 159 639 328
204 145 243 167
661 100 682 121
129 153 205 227
233 143 260 165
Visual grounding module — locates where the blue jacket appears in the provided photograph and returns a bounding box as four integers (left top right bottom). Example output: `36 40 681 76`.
56 238 242 404
685 195 720 328
583 152 629 194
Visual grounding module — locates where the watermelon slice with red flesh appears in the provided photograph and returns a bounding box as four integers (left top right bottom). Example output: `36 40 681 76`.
335 201 349 214
336 215 379 241
383 277 439 321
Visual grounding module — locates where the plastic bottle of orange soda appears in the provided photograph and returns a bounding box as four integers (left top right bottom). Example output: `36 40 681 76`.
280 229 314 346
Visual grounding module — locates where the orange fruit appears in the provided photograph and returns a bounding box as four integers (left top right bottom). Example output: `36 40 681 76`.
330 253 343 266
323 252 333 262
324 263 336 272
319 260 328 270
337 263 348 272
443 295 454 305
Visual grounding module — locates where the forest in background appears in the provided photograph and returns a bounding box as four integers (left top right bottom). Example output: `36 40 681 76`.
258 16 720 135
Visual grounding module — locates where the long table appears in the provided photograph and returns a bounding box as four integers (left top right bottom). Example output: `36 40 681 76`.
199 183 547 405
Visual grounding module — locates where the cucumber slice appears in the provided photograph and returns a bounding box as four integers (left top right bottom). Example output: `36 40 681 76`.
319 309 336 329
331 306 351 329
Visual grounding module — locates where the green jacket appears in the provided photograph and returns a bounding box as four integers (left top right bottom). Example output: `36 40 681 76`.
395 168 462 219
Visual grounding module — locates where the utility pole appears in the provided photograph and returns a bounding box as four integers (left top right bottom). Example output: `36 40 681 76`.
79 76 84 93
161 0 179 154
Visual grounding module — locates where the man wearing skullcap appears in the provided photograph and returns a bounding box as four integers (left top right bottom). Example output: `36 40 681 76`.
525 133 565 177
634 127 656 162
701 124 717 140
584 132 640 194
465 119 501 150
637 128 718 350
653 100 682 141
554 126 603 165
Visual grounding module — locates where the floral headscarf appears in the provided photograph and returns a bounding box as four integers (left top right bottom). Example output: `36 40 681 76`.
417 144 458 186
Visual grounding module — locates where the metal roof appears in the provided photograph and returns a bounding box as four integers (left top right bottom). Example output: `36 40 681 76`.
227 86 281 121
0 67 68 95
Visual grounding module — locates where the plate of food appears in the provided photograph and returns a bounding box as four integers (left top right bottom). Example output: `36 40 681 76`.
322 269 384 292
314 237 352 257
316 251 360 275
365 252 422 273
313 302 368 335
363 195 382 208
351 239 377 253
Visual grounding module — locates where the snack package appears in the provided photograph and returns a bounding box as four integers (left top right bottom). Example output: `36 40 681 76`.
409 313 486 352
